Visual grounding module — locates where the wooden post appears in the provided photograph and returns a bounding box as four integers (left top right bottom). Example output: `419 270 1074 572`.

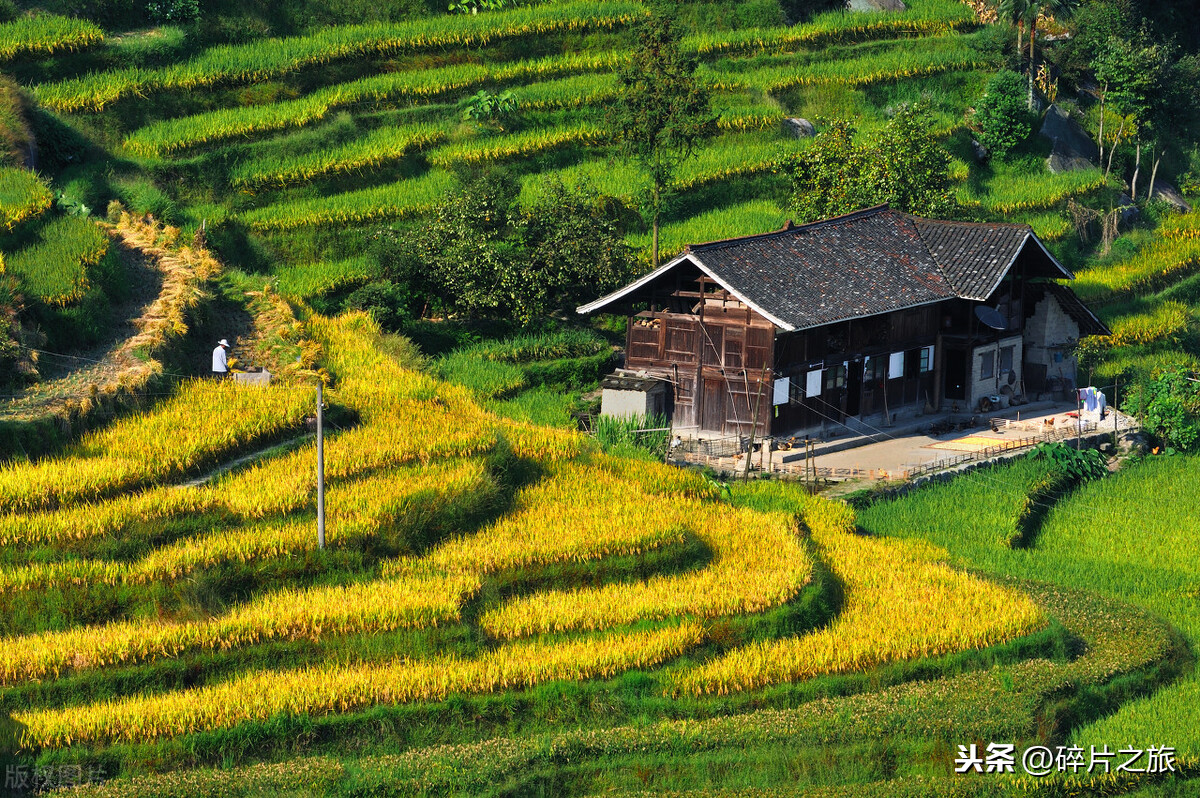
743 365 769 480
316 381 326 550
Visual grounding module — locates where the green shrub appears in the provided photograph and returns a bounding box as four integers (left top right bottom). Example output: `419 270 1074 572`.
972 70 1034 159
1122 369 1200 452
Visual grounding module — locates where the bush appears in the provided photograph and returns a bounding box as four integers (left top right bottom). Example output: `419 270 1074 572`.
1025 441 1108 481
972 70 1034 159
1122 369 1200 452
344 281 414 332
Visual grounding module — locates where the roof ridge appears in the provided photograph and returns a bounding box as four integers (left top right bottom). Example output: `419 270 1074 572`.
686 204 891 254
909 214 1033 232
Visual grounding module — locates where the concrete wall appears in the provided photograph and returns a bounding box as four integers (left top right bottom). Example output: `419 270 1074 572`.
1023 293 1082 391
969 335 1023 410
601 388 666 419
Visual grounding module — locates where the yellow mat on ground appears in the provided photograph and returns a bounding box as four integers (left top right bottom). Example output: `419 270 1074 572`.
925 435 1022 452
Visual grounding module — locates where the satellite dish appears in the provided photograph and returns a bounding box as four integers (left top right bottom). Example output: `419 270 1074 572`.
974 305 1008 330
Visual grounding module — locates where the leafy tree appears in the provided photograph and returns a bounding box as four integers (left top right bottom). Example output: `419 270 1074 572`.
377 173 633 325
785 104 957 222
1122 369 1200 452
1091 27 1197 201
518 177 636 316
973 70 1035 159
607 3 716 268
998 0 1079 108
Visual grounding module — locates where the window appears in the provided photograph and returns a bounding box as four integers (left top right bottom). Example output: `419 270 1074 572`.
824 365 846 391
919 346 933 373
904 346 935 378
864 356 888 384
980 351 995 380
999 346 1014 375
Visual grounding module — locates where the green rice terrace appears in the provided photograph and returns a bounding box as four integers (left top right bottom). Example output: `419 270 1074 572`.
0 0 1198 794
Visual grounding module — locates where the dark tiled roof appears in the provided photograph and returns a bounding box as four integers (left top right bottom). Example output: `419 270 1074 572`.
579 205 1077 332
913 217 1036 298
687 207 952 330
1042 282 1112 337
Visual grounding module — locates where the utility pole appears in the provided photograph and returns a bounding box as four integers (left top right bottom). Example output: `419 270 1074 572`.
316 381 325 549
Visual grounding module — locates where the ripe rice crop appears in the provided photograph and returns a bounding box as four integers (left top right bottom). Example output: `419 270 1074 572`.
480 502 810 637
0 14 102 61
35 2 642 112
1161 211 1200 242
0 166 52 229
0 568 478 684
18 624 702 747
683 0 975 57
629 200 785 261
4 215 109 306
704 36 990 93
404 459 696 577
273 256 375 300
426 123 606 168
0 461 493 592
0 380 312 513
1100 300 1192 348
514 73 618 110
673 134 801 191
230 123 448 189
957 166 1113 213
1072 233 1200 303
124 51 621 156
239 170 455 231
672 484 1045 695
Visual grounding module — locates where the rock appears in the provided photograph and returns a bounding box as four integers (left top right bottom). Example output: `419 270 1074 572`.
1150 181 1192 213
846 0 905 10
1040 104 1099 173
971 138 989 164
1117 193 1140 225
782 117 816 138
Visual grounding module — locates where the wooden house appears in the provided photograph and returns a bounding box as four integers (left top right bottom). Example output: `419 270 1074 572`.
577 205 1109 438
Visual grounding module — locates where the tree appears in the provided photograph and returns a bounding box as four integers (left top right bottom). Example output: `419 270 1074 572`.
1093 29 1179 199
607 4 716 268
998 0 1079 109
973 70 1036 158
785 104 957 222
518 177 636 316
376 172 634 325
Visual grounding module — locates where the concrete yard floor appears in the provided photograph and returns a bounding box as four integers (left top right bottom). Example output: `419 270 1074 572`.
676 400 1135 482
808 402 1102 475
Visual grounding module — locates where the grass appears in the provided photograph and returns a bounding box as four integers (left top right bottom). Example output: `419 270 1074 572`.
4 214 109 306
34 2 643 112
0 164 51 229
858 454 1200 762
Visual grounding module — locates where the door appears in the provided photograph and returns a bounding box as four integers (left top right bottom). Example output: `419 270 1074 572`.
701 377 725 432
944 349 967 401
845 359 863 417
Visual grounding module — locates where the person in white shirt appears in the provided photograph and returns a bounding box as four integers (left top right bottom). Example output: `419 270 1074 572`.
212 339 230 377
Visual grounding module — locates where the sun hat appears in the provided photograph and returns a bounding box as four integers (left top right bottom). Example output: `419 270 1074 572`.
218 339 229 347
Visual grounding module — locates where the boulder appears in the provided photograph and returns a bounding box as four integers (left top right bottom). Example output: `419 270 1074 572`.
1150 181 1192 213
782 117 816 138
1117 193 1140 225
1040 104 1099 173
846 0 905 9
970 138 989 164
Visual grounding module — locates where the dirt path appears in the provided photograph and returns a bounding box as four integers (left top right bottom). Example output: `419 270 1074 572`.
0 234 170 423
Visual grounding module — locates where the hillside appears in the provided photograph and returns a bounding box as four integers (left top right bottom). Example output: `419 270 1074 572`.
0 0 1199 795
